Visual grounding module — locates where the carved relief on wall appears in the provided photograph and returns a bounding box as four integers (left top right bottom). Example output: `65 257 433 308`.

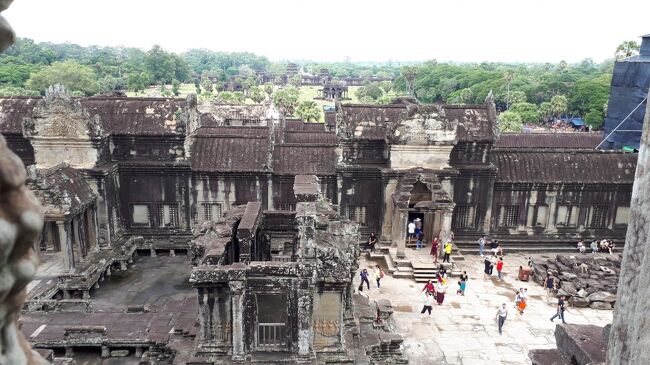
388 104 457 145
312 291 342 348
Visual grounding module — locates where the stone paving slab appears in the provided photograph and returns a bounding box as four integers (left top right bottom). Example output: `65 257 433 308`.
358 250 613 364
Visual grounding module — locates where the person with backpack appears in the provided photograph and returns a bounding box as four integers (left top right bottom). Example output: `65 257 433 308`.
360 268 371 290
374 265 385 288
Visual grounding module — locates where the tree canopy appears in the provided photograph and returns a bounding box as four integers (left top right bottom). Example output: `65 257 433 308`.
26 60 99 96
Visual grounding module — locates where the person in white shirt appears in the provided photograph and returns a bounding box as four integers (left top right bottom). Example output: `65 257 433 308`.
496 303 508 335
407 221 416 244
420 292 434 316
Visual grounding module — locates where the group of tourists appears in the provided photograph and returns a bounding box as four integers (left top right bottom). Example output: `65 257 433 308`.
483 255 505 280
477 235 504 257
359 265 386 291
577 239 616 255
429 234 454 263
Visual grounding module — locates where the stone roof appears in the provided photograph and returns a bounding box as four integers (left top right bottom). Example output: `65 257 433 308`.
337 100 497 142
283 131 337 144
0 96 39 133
272 144 337 175
493 151 637 184
495 133 604 150
284 119 327 132
190 130 270 173
27 164 96 218
0 96 188 136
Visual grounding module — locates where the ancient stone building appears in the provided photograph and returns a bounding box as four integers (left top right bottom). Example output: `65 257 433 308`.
0 91 637 257
316 84 349 100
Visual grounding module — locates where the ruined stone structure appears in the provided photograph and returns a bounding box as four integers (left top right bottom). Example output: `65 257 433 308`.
188 175 372 363
316 84 349 100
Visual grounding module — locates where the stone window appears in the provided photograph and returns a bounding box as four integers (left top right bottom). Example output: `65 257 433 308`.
131 204 151 227
526 205 548 227
255 294 288 349
202 203 222 221
453 205 476 228
347 205 367 226
273 202 296 211
614 206 630 226
556 205 579 227
498 205 519 227
158 203 179 228
588 205 609 228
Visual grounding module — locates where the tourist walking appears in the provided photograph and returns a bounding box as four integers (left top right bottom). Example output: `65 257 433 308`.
478 235 486 257
496 257 504 279
435 281 446 305
374 265 384 288
420 292 434 316
550 296 567 324
443 241 452 263
457 271 468 295
360 268 370 290
368 233 378 252
422 279 435 295
484 257 492 279
496 303 508 335
430 237 439 263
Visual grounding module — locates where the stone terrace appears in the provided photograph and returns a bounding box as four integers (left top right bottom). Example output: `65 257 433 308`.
357 251 613 365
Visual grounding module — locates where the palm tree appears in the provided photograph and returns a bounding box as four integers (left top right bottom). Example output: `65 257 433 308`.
615 41 640 60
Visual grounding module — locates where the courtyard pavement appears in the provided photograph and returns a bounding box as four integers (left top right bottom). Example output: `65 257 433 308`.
357 248 613 365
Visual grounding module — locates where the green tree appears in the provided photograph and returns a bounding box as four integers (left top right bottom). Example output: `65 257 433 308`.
615 41 640 60
289 74 302 88
145 45 176 84
569 78 610 116
510 102 540 124
550 95 568 119
248 86 266 103
400 66 418 97
171 79 180 96
379 80 393 95
200 72 214 93
273 87 301 116
539 101 553 122
127 72 148 93
509 90 527 104
499 111 523 133
450 88 474 104
26 60 99 95
267 62 287 77
584 109 605 130
295 101 321 122
263 83 274 95
217 91 245 104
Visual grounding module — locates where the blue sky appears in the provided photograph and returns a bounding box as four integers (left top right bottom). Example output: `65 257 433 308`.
5 0 649 63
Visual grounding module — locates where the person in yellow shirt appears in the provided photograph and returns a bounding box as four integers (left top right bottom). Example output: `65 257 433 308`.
443 241 452 263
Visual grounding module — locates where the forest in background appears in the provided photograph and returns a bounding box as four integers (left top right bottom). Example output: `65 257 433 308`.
0 37 641 130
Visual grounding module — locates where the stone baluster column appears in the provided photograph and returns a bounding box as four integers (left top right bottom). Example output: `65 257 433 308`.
395 210 408 258
296 287 314 358
607 89 650 365
229 281 245 361
57 220 74 272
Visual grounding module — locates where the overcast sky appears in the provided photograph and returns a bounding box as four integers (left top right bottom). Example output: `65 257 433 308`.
5 0 649 63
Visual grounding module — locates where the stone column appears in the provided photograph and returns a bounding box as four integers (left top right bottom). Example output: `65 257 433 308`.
395 210 408 258
267 175 273 210
197 288 213 342
57 221 74 271
607 90 650 365
296 287 314 357
230 281 245 361
441 211 453 241
381 178 397 241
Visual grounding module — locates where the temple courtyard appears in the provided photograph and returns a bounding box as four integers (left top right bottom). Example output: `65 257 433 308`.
357 250 614 365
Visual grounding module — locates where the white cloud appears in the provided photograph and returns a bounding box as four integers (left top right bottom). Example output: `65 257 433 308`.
4 0 649 63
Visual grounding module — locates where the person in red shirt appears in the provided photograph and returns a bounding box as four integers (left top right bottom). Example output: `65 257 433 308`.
496 257 504 280
421 279 435 295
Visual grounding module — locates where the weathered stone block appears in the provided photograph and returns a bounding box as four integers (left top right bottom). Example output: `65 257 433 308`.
589 301 613 310
529 349 571 365
569 296 590 308
111 350 129 357
555 324 606 365
587 291 616 303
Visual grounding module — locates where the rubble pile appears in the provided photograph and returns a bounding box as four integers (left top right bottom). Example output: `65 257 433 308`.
531 254 621 310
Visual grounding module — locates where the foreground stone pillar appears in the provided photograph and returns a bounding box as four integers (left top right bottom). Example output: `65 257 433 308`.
296 287 314 357
395 210 407 258
0 134 49 365
607 89 650 365
229 281 245 361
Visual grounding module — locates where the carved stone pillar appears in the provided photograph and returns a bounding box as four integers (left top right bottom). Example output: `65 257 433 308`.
296 287 314 358
230 281 245 361
395 210 408 258
57 221 73 271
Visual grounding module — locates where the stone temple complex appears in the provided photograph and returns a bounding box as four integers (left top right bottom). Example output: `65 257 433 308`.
1 3 650 364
